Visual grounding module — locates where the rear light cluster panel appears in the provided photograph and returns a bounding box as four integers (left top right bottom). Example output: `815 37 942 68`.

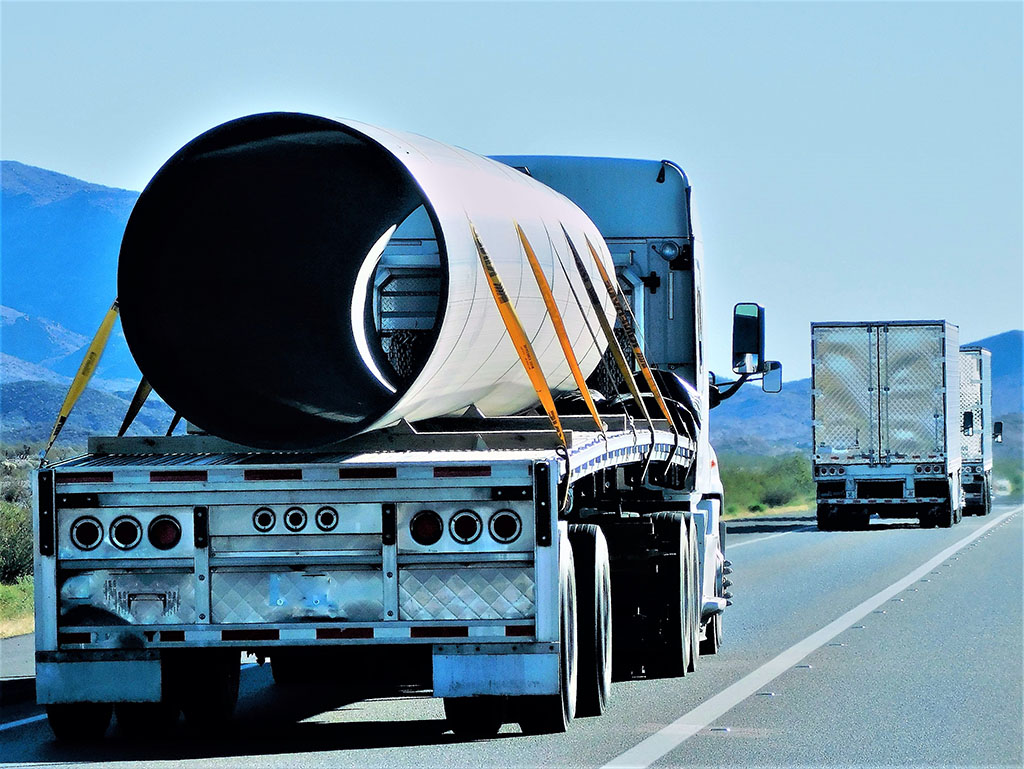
59 508 193 560
400 504 533 553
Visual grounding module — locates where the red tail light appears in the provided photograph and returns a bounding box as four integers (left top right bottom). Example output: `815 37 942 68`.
410 510 443 546
148 516 182 550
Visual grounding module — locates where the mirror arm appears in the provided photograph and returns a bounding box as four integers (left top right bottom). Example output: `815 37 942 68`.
712 372 751 404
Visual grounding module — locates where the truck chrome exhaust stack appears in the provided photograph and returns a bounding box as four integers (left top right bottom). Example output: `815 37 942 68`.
119 113 615 448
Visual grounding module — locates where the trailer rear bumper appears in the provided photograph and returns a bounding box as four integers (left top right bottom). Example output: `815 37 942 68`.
432 642 558 697
36 656 162 704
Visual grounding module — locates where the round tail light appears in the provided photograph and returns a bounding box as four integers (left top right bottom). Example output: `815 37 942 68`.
489 510 522 544
110 516 143 550
70 516 103 551
284 507 307 532
410 510 443 546
450 510 482 544
148 516 182 550
253 507 276 532
315 506 338 531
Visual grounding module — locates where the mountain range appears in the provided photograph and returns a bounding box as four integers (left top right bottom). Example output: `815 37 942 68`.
1 160 1021 454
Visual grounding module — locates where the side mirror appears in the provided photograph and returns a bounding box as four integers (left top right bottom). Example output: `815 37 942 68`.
962 411 974 437
732 302 765 374
761 360 783 393
994 421 1003 443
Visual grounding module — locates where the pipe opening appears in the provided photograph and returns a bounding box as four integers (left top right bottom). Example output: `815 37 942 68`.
118 113 447 448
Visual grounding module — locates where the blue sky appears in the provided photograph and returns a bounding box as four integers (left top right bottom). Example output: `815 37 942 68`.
2 1 1021 379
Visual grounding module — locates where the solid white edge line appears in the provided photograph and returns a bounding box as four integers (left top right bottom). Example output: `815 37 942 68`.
603 506 1021 769
729 525 817 550
0 713 47 732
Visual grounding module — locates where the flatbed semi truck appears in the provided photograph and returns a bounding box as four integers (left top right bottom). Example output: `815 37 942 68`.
34 113 779 740
811 320 962 530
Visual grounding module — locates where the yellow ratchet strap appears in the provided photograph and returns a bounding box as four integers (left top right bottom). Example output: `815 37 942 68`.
40 299 120 462
516 222 605 436
559 225 653 427
584 235 677 432
118 377 153 437
469 221 567 450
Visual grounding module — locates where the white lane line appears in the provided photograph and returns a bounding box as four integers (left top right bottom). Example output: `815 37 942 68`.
604 506 1021 769
729 525 816 549
0 713 47 732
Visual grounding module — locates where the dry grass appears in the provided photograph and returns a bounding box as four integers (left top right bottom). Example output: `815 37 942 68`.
0 614 34 639
0 576 34 639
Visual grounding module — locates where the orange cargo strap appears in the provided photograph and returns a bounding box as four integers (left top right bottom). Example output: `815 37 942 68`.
40 299 120 463
559 225 654 428
516 222 605 436
118 377 153 437
584 235 677 433
469 220 567 450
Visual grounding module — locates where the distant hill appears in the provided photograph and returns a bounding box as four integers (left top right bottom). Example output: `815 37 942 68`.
1 160 1021 456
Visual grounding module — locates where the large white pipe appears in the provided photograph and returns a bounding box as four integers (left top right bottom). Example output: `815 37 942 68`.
118 113 616 448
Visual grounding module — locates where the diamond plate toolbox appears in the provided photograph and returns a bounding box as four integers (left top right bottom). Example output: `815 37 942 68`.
211 569 384 623
60 570 195 625
399 566 535 621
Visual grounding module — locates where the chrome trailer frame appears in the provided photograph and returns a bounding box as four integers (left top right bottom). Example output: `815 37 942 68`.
34 418 706 704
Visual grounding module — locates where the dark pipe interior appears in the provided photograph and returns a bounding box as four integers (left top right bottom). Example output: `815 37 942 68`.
118 113 444 448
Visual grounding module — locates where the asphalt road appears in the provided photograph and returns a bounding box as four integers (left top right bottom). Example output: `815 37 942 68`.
2 502 1021 768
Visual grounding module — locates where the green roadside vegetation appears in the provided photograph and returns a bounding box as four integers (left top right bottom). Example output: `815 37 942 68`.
718 452 815 519
0 443 82 638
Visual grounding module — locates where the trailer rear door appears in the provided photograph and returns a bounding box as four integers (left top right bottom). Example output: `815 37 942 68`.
812 325 880 461
878 324 946 459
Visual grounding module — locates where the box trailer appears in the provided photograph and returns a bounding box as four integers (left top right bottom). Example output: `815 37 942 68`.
811 320 962 530
959 346 994 516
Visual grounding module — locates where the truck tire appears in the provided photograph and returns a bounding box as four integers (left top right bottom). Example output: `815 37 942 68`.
271 652 310 686
444 696 506 738
648 513 691 678
816 504 835 531
937 503 954 528
518 530 578 734
179 652 240 731
981 484 992 516
46 702 112 741
114 701 180 737
568 523 612 717
685 519 701 674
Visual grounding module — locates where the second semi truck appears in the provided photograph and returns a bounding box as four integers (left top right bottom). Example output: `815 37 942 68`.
811 320 963 530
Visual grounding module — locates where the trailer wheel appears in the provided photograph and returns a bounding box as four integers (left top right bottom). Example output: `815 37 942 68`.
179 652 240 731
45 702 112 742
981 484 992 516
648 513 691 678
685 519 701 673
115 701 180 737
444 696 506 738
816 504 836 531
518 529 578 734
568 523 612 717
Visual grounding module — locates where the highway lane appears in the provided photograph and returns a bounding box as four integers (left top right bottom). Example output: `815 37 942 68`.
1 503 1020 768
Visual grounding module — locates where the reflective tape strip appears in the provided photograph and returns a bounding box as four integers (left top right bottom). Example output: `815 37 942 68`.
560 225 652 425
42 299 120 459
584 235 676 429
470 220 567 449
516 222 604 435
